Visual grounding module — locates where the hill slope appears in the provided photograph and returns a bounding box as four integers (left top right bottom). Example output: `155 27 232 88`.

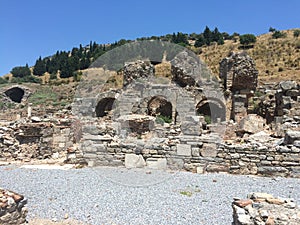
198 29 300 84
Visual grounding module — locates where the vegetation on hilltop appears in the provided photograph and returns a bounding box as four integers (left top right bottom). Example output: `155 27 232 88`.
6 27 300 85
198 28 300 84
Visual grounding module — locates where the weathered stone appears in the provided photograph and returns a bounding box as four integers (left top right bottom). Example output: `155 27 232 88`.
220 51 258 92
146 158 167 170
176 144 191 156
279 80 297 91
257 166 289 176
248 192 274 200
284 130 300 145
266 198 285 205
196 166 205 174
191 147 200 157
31 116 42 123
124 154 146 168
233 199 253 208
200 143 217 157
238 114 266 134
123 60 154 87
206 164 229 173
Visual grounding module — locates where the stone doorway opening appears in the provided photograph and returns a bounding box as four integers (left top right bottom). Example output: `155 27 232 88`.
95 97 116 117
196 99 226 123
147 96 172 122
4 87 25 103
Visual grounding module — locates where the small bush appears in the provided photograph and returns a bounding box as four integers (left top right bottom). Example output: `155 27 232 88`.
255 91 264 97
293 29 300 38
239 34 257 46
11 75 41 84
204 115 212 124
0 77 8 84
272 31 286 39
156 115 172 124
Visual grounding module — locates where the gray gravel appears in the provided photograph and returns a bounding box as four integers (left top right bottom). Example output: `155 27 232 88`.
0 165 300 225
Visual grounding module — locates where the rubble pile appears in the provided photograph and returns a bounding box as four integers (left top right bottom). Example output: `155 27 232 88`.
0 188 27 225
232 193 300 225
0 116 73 162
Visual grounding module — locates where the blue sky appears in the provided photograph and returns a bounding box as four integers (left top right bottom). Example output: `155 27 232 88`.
1 0 300 76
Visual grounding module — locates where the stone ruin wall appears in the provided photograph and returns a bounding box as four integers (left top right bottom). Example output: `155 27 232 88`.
67 55 300 178
0 117 73 162
0 53 299 178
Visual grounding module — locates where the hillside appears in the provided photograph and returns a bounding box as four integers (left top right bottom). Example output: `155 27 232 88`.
2 28 300 86
198 29 300 84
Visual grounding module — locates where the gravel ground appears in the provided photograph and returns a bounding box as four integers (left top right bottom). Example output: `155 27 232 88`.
0 164 300 225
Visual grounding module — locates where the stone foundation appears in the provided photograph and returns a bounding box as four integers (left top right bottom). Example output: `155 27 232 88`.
232 193 300 225
0 189 27 225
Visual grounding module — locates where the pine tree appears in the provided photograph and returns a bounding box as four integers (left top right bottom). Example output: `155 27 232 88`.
195 35 206 47
33 56 46 76
203 26 212 45
11 65 31 78
212 28 224 45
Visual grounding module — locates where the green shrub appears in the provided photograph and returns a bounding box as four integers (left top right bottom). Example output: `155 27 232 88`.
293 29 300 38
155 115 172 124
204 115 212 124
28 87 57 106
272 31 286 39
239 34 257 46
11 75 41 84
11 65 31 78
0 77 8 84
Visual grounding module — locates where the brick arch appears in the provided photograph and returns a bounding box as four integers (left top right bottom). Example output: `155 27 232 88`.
196 98 226 123
95 97 116 117
4 87 25 103
147 96 173 120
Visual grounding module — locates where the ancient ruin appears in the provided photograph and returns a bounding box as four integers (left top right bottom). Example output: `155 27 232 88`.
0 48 299 178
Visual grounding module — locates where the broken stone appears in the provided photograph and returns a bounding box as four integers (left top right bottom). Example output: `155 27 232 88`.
146 158 167 170
124 154 146 168
238 114 265 134
284 130 300 145
200 143 217 157
233 199 253 208
31 116 42 123
279 80 297 91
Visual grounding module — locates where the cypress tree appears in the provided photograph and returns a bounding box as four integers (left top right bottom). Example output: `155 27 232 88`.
33 56 46 76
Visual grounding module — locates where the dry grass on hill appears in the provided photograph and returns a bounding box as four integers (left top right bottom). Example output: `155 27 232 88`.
198 29 300 84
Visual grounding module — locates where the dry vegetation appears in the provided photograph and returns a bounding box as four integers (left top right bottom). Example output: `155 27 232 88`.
198 29 300 84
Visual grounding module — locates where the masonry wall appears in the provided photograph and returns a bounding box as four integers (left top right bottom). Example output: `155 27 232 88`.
67 118 300 178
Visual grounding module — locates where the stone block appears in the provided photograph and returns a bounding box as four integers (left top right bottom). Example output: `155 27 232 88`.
191 147 200 157
279 80 297 91
206 164 229 173
53 135 66 143
238 114 265 134
95 144 107 152
196 166 205 174
125 154 146 168
176 144 191 156
146 158 167 170
200 143 217 157
284 130 300 145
